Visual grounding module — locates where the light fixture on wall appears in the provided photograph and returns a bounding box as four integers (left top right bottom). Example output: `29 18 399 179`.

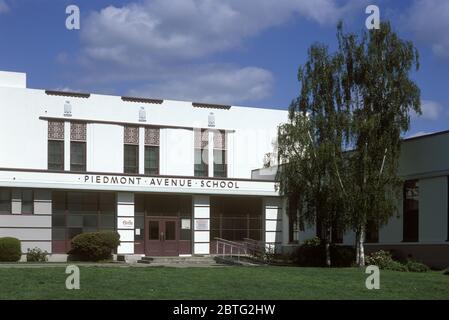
139 107 146 122
64 101 72 117
208 112 215 128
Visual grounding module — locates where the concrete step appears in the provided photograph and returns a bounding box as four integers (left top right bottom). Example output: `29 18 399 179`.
137 255 218 265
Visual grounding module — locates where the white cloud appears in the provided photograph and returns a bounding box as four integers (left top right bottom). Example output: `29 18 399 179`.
412 99 445 120
0 0 9 13
77 0 362 104
81 0 361 65
127 65 274 104
405 0 449 58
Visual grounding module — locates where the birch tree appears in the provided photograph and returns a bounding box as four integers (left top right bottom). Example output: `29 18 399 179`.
337 22 421 266
277 44 349 267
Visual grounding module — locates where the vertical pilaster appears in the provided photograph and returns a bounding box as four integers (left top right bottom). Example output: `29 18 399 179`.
263 197 283 253
64 121 71 171
116 192 135 254
193 195 210 255
138 127 145 175
208 130 214 177
226 131 234 178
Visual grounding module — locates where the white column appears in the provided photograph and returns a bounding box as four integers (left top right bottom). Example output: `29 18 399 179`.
86 123 94 171
64 121 71 171
226 131 234 178
116 192 135 254
208 130 214 177
193 195 210 255
263 197 283 253
138 127 145 175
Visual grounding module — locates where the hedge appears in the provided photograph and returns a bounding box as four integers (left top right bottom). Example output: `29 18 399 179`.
0 237 22 262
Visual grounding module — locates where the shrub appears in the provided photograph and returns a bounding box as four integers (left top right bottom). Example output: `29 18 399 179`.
443 268 449 275
330 245 355 267
26 247 48 262
303 236 321 246
291 238 355 267
406 260 430 273
385 260 408 272
68 231 120 261
366 250 409 272
292 243 325 267
365 250 394 269
0 237 22 262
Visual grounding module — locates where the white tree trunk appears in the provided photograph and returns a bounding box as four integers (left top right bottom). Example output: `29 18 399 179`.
358 227 366 267
355 231 360 265
325 226 331 267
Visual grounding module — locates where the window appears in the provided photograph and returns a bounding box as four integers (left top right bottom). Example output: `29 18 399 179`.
70 122 87 172
70 142 86 172
213 130 227 177
124 145 139 174
48 121 64 171
124 126 139 174
210 197 263 242
403 180 419 242
144 128 160 175
194 129 208 177
52 191 116 253
365 220 379 243
0 189 11 214
21 189 34 214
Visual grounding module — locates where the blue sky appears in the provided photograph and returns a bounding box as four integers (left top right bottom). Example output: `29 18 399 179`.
0 0 448 137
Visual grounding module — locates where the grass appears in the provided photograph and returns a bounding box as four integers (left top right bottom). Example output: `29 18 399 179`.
0 265 448 300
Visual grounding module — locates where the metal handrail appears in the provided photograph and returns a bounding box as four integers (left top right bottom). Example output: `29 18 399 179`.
243 238 275 260
214 237 247 262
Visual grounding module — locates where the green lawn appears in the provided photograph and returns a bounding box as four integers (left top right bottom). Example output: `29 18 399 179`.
0 266 448 299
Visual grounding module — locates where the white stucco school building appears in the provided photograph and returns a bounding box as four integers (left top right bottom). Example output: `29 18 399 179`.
0 70 287 259
0 70 448 268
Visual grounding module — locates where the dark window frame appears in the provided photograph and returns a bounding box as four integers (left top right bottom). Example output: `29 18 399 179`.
70 141 86 172
144 145 159 175
213 130 227 178
48 140 65 171
21 189 34 215
124 144 139 174
0 188 11 214
194 148 209 177
51 191 117 253
403 180 419 242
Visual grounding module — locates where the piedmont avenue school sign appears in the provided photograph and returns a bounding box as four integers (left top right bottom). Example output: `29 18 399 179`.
84 175 241 189
0 170 279 196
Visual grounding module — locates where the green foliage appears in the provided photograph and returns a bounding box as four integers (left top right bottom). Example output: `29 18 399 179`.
405 260 430 273
26 247 48 262
277 21 421 266
365 250 430 272
365 250 394 269
443 268 449 275
302 236 321 246
0 237 22 262
291 241 355 268
69 231 120 262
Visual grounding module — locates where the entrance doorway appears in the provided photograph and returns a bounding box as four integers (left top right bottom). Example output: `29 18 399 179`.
145 217 179 256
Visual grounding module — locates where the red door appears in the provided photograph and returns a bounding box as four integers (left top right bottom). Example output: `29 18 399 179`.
145 218 179 256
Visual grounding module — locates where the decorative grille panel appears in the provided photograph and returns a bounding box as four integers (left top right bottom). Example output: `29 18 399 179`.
145 128 160 146
70 122 87 141
124 125 139 144
213 130 226 150
194 129 209 149
48 121 64 140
